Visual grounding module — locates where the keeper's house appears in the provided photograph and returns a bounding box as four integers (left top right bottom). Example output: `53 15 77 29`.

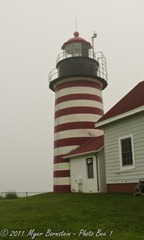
96 81 144 193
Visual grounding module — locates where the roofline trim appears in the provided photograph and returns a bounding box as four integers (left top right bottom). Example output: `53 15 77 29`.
95 105 144 127
63 146 104 159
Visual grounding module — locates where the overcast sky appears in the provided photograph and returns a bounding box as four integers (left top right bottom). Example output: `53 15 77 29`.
0 0 144 193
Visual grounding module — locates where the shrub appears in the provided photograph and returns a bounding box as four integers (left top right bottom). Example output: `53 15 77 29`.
5 192 18 199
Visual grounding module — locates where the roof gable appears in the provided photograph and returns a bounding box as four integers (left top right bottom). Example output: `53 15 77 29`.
97 81 144 125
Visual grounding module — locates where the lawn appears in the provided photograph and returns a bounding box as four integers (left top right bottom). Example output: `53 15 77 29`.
0 193 143 240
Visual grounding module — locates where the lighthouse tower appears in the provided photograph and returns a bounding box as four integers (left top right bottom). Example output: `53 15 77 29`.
49 31 108 193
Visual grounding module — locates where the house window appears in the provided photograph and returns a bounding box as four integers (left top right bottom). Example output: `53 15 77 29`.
119 136 135 169
86 158 94 179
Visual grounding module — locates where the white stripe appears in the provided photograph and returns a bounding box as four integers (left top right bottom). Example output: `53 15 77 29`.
55 100 103 112
54 129 103 141
54 145 79 156
54 177 70 185
55 114 102 126
55 86 102 99
54 162 70 171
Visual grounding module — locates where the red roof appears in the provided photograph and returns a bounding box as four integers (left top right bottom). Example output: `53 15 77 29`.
61 32 92 49
97 81 144 123
64 135 104 159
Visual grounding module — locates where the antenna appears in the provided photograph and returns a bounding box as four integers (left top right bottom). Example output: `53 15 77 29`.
75 16 78 31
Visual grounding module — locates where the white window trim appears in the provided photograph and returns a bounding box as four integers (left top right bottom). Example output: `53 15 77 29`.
86 157 94 179
119 134 135 171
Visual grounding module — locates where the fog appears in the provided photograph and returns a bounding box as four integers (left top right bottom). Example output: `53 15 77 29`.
0 0 144 192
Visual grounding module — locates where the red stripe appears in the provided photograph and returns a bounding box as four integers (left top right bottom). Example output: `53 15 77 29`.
55 80 101 91
54 155 70 164
55 93 103 105
54 170 70 178
54 137 92 148
55 107 103 119
54 185 71 193
55 122 95 133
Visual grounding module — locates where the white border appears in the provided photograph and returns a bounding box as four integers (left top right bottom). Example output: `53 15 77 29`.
95 106 144 127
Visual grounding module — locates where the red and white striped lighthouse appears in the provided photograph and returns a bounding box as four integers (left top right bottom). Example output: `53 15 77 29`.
49 31 108 193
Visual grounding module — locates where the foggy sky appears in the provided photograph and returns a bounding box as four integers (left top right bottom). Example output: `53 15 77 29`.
0 0 144 192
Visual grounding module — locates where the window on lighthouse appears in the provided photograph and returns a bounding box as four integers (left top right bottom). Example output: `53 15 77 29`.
65 43 82 57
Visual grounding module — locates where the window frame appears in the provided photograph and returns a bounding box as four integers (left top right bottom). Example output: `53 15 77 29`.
119 135 135 170
86 157 94 179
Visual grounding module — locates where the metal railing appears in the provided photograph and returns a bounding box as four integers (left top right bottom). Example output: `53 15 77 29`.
0 192 48 198
48 50 108 83
48 68 59 83
95 51 108 81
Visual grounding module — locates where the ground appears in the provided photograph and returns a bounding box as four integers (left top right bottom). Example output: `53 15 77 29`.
0 192 143 240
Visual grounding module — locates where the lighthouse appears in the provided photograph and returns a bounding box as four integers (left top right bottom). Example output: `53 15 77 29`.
49 31 108 193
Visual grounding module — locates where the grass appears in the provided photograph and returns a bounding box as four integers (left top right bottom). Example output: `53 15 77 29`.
0 193 144 240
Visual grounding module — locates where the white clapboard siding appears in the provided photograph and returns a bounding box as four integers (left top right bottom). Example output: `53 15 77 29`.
104 112 144 184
